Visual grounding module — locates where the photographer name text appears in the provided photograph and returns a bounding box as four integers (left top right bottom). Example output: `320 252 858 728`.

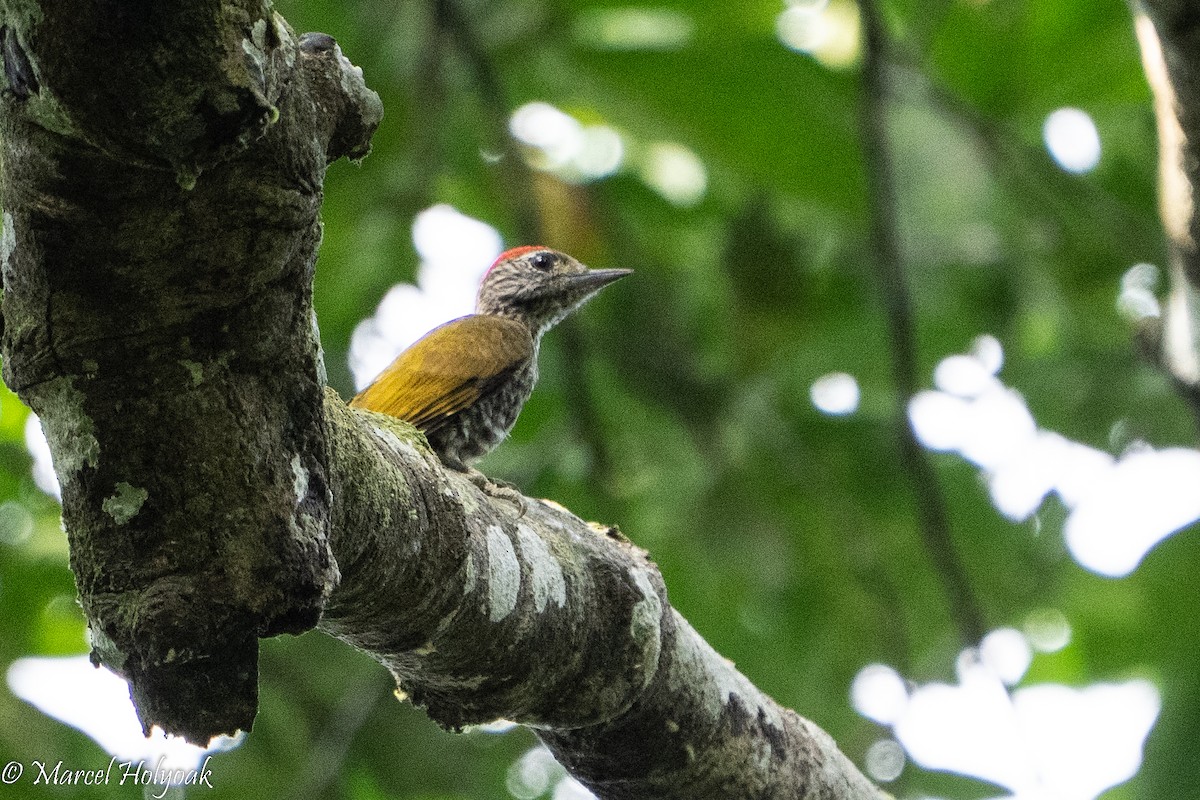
2 755 214 798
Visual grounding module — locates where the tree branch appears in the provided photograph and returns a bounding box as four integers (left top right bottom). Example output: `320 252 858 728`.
857 0 986 645
433 0 542 243
322 397 889 799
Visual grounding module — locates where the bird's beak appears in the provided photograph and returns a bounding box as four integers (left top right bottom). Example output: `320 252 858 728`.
567 268 633 294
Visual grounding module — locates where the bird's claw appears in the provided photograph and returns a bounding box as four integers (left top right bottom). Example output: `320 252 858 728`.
465 468 527 518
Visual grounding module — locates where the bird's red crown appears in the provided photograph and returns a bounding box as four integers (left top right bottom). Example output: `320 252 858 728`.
486 245 547 277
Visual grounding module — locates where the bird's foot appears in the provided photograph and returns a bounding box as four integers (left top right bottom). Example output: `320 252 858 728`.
438 457 527 516
463 467 526 517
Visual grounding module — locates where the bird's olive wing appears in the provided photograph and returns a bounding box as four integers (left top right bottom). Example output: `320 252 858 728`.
349 315 534 432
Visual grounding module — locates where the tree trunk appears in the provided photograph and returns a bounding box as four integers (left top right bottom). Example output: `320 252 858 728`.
0 3 887 798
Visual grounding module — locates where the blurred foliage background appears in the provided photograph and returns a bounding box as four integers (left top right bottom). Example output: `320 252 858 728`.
1 0 1197 798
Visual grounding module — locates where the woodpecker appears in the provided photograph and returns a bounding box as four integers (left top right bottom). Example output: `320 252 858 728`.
350 246 630 470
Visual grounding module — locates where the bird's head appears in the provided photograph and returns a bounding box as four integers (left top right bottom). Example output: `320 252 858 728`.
477 246 631 333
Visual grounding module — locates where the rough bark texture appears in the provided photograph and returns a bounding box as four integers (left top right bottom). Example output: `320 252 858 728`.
0 2 889 798
0 2 380 741
324 399 889 800
1136 1 1200 424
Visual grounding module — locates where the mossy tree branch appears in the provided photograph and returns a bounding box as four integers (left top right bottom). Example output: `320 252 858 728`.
0 2 887 798
323 398 888 799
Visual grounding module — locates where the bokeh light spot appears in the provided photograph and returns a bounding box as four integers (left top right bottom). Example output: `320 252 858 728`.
970 333 1004 375
1064 447 1200 577
911 336 1200 574
1043 108 1101 174
510 102 626 182
1023 609 1072 653
851 663 909 724
507 746 565 799
640 142 707 206
865 738 906 782
870 643 1160 799
511 102 586 171
573 8 694 51
0 500 34 545
577 126 625 179
810 372 860 415
776 0 861 68
934 354 994 398
979 627 1032 686
1118 262 1161 321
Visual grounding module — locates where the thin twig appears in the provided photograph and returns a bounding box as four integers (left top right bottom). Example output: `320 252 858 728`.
432 0 541 243
858 0 986 646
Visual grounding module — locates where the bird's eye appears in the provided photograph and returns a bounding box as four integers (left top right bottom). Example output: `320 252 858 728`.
530 252 555 271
